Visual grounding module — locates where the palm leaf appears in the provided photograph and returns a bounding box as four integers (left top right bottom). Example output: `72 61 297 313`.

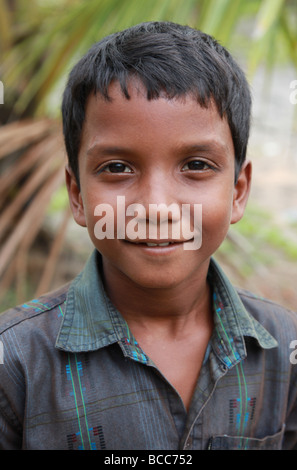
1 0 297 308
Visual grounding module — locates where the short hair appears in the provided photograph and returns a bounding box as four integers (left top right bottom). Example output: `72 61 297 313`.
61 21 251 185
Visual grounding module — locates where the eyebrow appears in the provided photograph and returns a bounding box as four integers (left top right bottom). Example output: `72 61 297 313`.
86 141 230 157
86 144 133 157
175 141 231 155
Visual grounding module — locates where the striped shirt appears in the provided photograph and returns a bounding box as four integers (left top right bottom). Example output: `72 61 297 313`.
0 250 297 450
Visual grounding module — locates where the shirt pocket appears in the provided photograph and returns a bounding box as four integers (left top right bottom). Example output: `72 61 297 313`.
209 425 285 450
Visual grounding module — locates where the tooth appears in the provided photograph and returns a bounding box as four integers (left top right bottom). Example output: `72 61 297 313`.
146 242 170 247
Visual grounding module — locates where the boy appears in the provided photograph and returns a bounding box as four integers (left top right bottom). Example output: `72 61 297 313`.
0 21 297 450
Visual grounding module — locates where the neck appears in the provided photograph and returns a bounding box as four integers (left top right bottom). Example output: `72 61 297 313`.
101 258 213 336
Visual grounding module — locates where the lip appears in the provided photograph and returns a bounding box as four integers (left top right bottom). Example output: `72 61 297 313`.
122 238 193 254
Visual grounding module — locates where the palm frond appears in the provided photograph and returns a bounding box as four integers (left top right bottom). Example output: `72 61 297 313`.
1 0 297 308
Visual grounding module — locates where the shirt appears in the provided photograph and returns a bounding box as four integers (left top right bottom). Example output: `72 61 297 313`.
0 249 297 450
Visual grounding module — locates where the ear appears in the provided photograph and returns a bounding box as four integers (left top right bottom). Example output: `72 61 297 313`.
230 160 252 225
65 165 87 227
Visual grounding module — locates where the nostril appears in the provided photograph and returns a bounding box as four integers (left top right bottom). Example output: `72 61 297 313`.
147 202 181 224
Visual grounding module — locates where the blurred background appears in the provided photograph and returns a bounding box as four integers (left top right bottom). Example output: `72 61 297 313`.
0 0 296 312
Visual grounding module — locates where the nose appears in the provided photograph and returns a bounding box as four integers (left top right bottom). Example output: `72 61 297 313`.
137 169 181 223
125 169 184 241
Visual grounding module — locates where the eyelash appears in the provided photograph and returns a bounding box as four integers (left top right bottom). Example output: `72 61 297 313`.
97 161 133 174
181 160 213 171
96 158 214 175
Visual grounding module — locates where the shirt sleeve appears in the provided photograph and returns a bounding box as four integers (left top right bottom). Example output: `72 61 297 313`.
0 388 23 449
0 331 24 450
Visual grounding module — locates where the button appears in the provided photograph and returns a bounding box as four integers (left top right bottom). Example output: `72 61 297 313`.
184 437 192 449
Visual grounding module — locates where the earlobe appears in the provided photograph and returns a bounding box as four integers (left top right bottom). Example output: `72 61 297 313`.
230 160 252 225
65 165 87 227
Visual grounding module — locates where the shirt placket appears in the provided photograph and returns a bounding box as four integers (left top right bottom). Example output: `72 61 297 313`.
180 351 229 450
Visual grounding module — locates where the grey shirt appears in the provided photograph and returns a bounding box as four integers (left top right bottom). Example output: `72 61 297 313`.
0 250 297 450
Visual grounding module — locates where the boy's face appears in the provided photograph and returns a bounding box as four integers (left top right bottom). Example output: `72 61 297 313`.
66 80 251 290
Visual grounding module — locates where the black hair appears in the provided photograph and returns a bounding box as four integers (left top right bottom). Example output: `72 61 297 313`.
61 21 251 185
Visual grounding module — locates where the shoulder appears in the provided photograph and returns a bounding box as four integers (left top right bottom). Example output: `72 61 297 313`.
237 287 297 341
0 283 70 337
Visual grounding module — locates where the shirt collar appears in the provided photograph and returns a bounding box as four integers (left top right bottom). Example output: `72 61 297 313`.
207 257 278 369
55 250 278 366
55 250 150 363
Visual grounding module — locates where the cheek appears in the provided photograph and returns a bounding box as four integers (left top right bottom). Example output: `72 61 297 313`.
89 204 117 244
84 195 128 246
200 190 234 239
203 207 232 236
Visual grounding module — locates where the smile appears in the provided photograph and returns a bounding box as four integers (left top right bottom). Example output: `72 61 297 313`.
93 196 202 251
123 239 190 247
146 242 172 247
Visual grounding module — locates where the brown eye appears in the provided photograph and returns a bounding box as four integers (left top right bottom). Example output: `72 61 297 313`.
99 162 133 174
182 160 210 171
108 163 128 172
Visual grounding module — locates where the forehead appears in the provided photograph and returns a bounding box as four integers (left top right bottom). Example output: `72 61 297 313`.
80 80 234 158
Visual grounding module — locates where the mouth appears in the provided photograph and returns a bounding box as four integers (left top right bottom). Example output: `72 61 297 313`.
123 239 192 247
145 242 172 247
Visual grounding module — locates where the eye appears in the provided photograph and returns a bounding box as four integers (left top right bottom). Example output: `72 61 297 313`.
98 162 133 174
182 160 212 171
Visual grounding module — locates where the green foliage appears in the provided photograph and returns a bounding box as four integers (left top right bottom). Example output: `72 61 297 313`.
236 205 297 260
48 184 69 213
219 205 297 276
1 0 297 119
1 0 296 306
